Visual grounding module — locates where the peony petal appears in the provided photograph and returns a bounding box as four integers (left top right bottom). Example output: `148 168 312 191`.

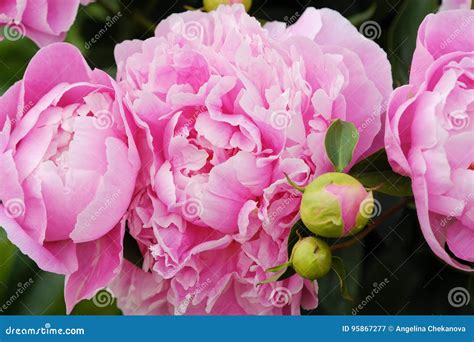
65 222 124 313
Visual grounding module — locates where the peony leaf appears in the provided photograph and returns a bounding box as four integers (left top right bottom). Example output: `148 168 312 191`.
331 256 353 301
325 119 359 172
350 149 413 196
356 171 412 196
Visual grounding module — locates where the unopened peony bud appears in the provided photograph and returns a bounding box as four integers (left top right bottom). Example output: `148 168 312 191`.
300 173 374 238
290 237 332 280
203 0 252 12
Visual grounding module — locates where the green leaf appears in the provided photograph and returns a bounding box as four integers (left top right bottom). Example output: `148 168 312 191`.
350 149 390 174
350 149 413 196
388 0 438 85
331 256 353 301
325 119 359 172
0 39 38 95
356 171 412 196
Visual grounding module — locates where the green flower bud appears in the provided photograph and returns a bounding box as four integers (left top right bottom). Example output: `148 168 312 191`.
290 237 332 280
203 0 252 12
299 173 374 238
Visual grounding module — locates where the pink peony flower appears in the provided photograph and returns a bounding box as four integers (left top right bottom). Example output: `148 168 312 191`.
385 10 474 270
0 0 92 47
440 0 472 11
0 43 140 312
112 5 391 314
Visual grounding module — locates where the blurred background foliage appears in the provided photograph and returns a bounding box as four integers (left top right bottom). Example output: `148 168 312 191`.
0 0 472 315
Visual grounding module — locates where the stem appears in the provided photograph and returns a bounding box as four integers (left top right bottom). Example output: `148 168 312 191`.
284 173 305 193
330 198 411 251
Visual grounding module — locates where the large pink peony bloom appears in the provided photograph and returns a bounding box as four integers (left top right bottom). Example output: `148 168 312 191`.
111 5 391 314
0 43 140 312
0 0 92 46
385 10 474 270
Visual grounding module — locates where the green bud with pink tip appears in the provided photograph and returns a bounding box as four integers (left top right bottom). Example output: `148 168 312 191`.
299 173 374 238
203 0 252 12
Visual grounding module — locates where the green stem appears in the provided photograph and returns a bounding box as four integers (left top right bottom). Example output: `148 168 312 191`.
284 173 305 193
